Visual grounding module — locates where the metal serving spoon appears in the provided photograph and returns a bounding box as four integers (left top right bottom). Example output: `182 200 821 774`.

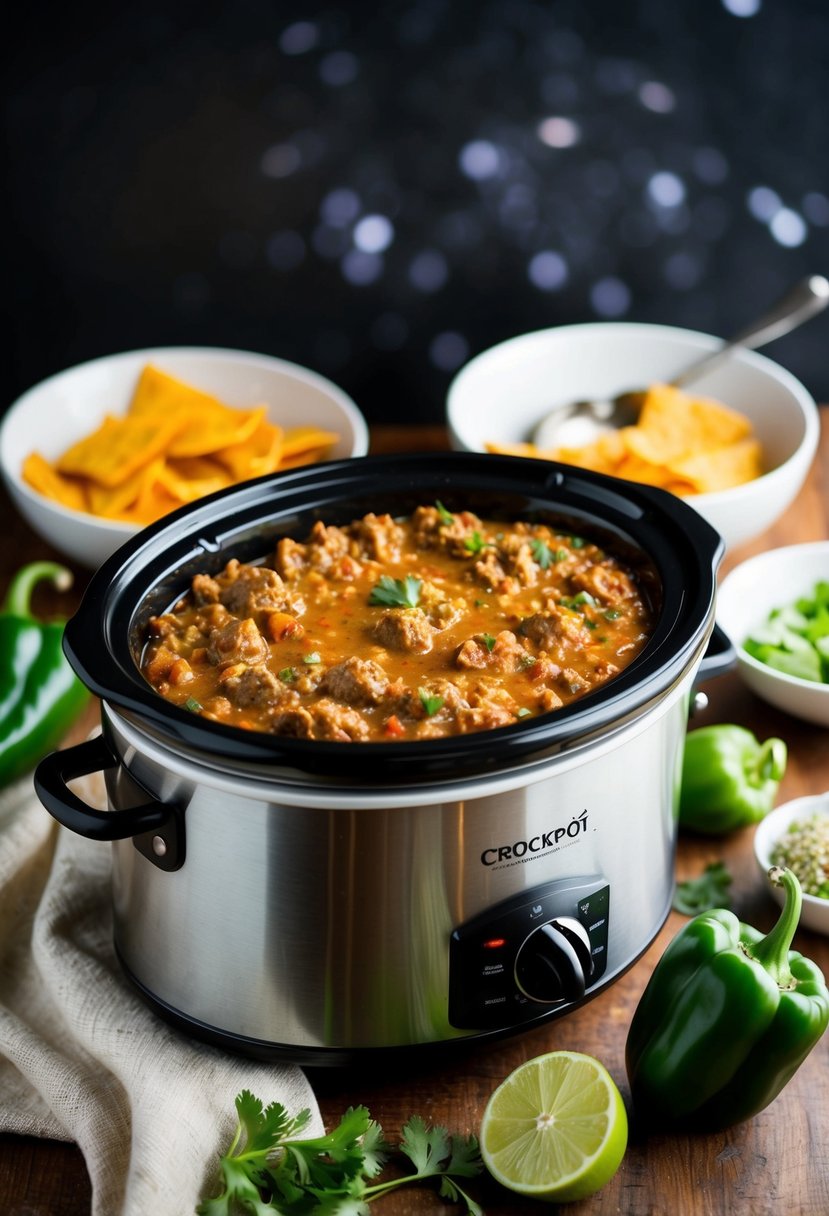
532 274 829 450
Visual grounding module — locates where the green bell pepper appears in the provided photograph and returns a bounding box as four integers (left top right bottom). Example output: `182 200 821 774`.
679 723 787 834
0 561 89 787
626 866 829 1131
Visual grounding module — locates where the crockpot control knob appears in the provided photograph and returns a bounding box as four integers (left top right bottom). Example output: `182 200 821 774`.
514 916 594 1004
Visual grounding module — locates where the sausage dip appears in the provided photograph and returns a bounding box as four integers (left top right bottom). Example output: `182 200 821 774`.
141 503 654 742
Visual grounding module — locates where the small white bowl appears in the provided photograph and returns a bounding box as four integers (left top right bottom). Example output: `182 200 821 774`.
716 542 829 726
0 346 369 569
446 321 820 551
754 795 829 934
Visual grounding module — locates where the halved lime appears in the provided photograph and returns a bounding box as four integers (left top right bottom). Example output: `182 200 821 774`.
480 1050 628 1203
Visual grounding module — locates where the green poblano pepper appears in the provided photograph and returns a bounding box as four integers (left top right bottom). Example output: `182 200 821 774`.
626 867 829 1132
0 561 89 787
679 723 787 834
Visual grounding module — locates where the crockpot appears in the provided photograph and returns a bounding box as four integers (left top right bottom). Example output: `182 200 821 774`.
35 453 730 1064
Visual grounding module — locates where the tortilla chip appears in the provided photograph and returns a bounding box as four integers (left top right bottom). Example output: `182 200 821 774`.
22 452 88 511
635 383 752 461
160 456 233 502
56 413 185 487
213 419 285 480
127 482 183 525
128 364 267 458
485 440 547 459
128 364 231 422
555 430 627 476
669 437 764 493
280 426 340 461
86 460 162 518
21 363 344 524
504 381 764 498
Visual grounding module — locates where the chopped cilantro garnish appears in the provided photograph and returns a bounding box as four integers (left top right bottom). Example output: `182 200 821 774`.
481 633 496 651
435 499 455 526
183 696 202 713
463 531 490 555
516 707 532 718
673 861 733 915
303 652 322 665
604 607 622 620
570 535 585 548
530 538 553 569
370 575 423 608
561 591 597 610
278 667 296 682
419 689 445 717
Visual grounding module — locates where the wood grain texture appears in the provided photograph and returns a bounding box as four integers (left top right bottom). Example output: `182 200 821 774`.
1 420 828 1216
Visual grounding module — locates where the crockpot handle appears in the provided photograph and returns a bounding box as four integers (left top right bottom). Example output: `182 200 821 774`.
696 623 737 684
34 735 185 871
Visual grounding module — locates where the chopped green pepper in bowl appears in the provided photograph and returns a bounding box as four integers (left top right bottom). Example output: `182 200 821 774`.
743 579 829 683
716 542 829 726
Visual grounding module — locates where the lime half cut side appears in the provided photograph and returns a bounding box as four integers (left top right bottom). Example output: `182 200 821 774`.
480 1050 628 1203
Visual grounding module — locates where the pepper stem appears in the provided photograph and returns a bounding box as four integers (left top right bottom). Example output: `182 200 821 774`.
747 867 803 987
2 561 73 618
754 737 788 785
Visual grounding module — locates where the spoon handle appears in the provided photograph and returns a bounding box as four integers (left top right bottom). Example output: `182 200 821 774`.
672 274 829 388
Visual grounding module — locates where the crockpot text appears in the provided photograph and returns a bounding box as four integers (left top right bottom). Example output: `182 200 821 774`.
481 809 589 867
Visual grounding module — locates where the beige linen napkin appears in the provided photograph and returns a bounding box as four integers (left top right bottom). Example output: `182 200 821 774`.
0 770 322 1216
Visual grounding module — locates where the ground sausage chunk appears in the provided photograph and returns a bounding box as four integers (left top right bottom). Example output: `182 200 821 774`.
206 618 269 668
312 698 372 741
318 657 390 706
221 664 286 709
519 608 592 650
349 512 405 562
570 564 639 606
221 561 304 620
372 609 435 653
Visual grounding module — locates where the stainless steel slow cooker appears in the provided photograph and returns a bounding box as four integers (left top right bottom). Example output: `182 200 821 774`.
35 453 729 1064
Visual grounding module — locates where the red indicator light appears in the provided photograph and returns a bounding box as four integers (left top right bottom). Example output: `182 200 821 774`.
483 937 506 949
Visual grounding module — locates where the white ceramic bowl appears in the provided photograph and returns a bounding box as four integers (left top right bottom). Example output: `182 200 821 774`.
716 542 829 725
754 794 829 934
0 346 369 569
446 321 820 551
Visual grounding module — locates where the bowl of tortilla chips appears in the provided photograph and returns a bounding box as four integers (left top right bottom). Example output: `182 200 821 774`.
446 321 820 550
0 346 369 568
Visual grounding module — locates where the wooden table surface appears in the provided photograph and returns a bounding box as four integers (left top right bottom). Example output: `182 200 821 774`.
2 421 829 1216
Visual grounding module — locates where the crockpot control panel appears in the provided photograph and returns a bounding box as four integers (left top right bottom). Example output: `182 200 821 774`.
448 876 609 1030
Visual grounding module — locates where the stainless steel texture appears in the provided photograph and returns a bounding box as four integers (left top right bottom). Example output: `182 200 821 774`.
103 668 690 1052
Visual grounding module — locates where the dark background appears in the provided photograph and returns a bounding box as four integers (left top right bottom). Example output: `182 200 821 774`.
5 0 829 426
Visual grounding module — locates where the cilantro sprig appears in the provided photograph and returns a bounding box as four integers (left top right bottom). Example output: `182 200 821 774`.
463 531 491 555
529 538 554 569
672 860 733 916
369 575 423 609
419 688 445 717
198 1090 483 1215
